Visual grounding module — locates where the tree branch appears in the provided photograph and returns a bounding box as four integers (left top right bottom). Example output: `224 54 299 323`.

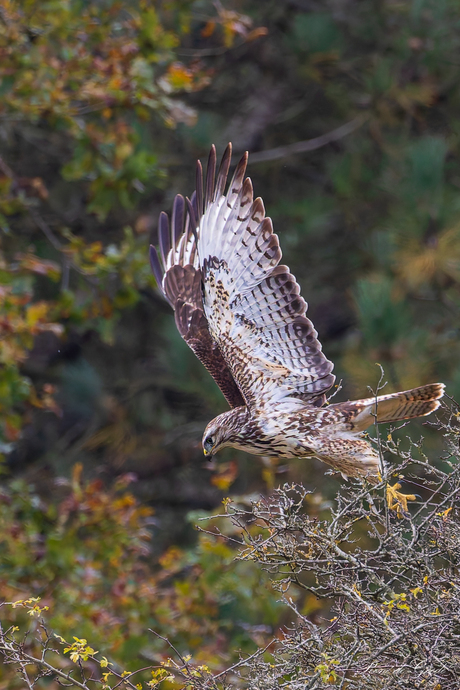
244 114 368 164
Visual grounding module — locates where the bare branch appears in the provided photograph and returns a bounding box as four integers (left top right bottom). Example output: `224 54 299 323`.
244 115 368 164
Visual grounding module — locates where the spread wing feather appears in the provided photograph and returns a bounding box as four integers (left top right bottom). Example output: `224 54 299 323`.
193 144 335 408
150 184 245 409
151 144 335 411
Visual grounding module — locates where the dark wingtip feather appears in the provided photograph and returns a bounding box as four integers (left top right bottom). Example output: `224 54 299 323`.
205 145 216 210
250 197 265 224
195 159 204 218
158 211 170 266
215 143 232 199
172 194 185 245
229 151 248 197
186 196 198 243
149 245 165 294
240 177 254 215
190 190 198 222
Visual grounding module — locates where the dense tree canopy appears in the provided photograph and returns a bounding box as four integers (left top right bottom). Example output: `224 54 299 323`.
1 0 460 687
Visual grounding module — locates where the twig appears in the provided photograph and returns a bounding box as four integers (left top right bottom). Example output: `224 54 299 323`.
0 641 90 690
243 114 368 164
213 639 275 680
148 629 187 667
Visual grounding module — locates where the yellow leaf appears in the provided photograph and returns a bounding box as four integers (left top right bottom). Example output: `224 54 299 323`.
436 507 452 519
26 302 49 327
115 142 134 161
167 62 193 90
396 603 410 612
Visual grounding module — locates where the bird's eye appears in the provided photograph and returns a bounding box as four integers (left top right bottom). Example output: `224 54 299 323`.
205 436 214 446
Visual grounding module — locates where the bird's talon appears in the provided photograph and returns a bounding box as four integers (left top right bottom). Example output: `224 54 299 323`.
386 482 417 517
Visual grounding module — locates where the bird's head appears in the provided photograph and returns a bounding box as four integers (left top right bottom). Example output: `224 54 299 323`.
202 408 249 458
202 419 228 457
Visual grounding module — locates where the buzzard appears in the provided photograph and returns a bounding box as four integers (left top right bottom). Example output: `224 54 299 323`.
150 144 444 489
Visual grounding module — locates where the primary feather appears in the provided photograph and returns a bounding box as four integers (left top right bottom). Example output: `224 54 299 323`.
195 145 335 409
151 145 445 482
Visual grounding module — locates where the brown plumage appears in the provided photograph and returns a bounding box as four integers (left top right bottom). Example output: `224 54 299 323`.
150 145 445 483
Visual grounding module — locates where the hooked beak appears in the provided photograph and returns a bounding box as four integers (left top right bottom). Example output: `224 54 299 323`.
203 447 213 459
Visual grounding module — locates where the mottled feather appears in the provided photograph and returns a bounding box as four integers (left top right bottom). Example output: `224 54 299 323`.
151 145 445 483
150 170 244 408
192 146 335 408
329 383 445 432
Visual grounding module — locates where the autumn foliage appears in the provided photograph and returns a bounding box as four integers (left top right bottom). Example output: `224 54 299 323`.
1 0 460 688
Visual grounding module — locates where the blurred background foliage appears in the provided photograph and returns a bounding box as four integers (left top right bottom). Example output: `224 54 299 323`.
1 0 460 685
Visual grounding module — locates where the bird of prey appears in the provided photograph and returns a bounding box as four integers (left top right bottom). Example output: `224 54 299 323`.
150 144 444 489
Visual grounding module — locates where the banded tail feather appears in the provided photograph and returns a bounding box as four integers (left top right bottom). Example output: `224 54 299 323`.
151 144 446 492
334 383 445 432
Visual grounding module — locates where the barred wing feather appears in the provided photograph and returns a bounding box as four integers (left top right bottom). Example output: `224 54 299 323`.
194 144 335 408
149 191 245 409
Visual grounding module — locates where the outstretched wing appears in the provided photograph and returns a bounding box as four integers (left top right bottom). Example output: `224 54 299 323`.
150 186 245 409
190 144 335 409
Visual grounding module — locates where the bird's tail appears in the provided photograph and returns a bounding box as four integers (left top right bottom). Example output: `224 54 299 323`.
331 383 445 432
